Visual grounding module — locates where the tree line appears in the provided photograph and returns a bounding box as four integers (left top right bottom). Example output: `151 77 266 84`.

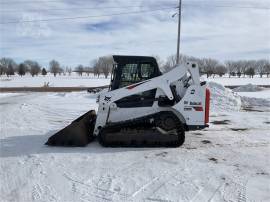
0 58 73 77
160 55 270 78
0 55 269 78
0 56 113 78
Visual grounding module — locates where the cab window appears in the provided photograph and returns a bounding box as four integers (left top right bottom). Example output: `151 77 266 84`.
141 63 155 79
119 63 155 88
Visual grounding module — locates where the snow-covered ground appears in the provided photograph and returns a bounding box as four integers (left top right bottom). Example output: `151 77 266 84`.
233 84 270 99
1 85 270 202
204 75 269 86
1 74 269 88
238 89 270 99
0 73 110 87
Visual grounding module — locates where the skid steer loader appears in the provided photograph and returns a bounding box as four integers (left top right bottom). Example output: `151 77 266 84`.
46 55 210 147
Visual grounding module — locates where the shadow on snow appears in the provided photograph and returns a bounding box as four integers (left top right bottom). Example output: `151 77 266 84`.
0 131 161 158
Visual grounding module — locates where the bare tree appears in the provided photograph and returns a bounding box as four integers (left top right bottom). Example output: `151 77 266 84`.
101 56 114 79
58 67 64 75
18 63 27 76
90 59 100 78
92 56 113 78
225 60 236 77
49 60 60 77
152 55 164 71
62 66 70 76
6 63 15 76
265 60 270 77
0 58 17 77
30 62 40 76
246 67 255 78
244 60 257 77
93 64 101 78
0 65 6 76
163 55 177 72
66 67 72 76
193 58 206 75
215 64 227 77
199 58 219 78
84 67 93 76
231 61 242 78
0 58 8 76
162 54 190 72
239 60 248 77
75 65 84 76
41 68 47 76
225 60 255 78
256 59 268 78
23 60 40 76
23 60 33 72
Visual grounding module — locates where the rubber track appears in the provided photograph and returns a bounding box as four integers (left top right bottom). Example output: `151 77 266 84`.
98 111 185 147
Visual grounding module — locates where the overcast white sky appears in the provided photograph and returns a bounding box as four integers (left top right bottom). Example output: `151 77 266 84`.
0 0 269 67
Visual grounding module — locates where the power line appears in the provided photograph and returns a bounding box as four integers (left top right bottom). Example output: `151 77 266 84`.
0 6 178 24
0 0 176 4
0 5 177 13
1 38 178 48
183 3 270 10
0 2 269 25
1 2 269 13
0 0 97 4
0 3 268 25
0 0 262 4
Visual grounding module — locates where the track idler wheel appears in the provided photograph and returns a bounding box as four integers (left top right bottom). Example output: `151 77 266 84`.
155 112 185 147
45 110 96 147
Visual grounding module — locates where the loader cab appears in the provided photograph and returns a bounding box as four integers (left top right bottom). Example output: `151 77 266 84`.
110 55 162 90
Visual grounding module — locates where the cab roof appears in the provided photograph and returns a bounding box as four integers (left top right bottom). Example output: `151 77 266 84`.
113 55 158 64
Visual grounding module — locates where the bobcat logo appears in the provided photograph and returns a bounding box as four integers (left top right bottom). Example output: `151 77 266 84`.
104 96 111 102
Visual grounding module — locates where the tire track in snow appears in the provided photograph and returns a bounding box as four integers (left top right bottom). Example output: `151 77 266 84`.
60 154 183 201
130 159 192 202
61 160 132 201
62 172 128 202
91 159 148 201
191 173 249 202
89 155 162 201
191 177 226 202
32 184 42 201
222 174 248 202
26 154 59 202
62 173 103 202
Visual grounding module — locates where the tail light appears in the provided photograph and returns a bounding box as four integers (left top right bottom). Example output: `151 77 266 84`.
205 88 210 124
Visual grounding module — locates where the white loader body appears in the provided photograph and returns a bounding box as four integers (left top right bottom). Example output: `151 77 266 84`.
94 62 209 136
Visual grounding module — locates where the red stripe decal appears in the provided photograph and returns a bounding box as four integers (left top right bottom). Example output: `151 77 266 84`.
193 106 204 111
205 88 210 123
126 80 150 90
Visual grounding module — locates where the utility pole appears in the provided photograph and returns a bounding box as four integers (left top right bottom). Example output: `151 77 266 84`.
176 0 182 64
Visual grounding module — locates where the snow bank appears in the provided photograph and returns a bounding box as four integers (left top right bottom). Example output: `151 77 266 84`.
207 82 241 112
233 84 270 108
204 75 270 86
241 96 270 108
233 84 264 92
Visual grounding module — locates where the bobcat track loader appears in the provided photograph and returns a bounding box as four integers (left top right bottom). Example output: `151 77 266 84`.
46 55 210 147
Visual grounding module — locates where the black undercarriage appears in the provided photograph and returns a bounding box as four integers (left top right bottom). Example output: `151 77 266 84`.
98 111 185 147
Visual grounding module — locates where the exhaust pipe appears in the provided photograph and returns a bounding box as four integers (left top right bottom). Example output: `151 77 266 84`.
45 110 96 147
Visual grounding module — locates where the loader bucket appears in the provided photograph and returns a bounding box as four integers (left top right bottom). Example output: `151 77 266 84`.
45 110 96 147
